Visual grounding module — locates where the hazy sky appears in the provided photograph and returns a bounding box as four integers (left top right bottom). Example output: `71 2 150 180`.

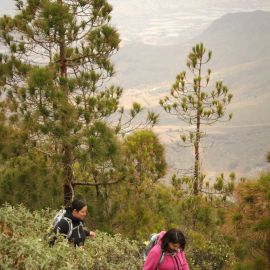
109 0 270 45
1 0 270 45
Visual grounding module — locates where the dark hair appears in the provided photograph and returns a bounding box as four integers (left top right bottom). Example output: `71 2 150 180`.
69 199 86 212
161 229 186 251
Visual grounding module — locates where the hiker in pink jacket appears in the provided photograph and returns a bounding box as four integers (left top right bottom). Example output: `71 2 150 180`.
143 229 190 270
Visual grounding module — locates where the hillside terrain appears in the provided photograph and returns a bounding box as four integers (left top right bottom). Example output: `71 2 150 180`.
114 11 270 179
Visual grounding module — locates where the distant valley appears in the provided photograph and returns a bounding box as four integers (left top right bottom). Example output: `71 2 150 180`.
113 11 270 180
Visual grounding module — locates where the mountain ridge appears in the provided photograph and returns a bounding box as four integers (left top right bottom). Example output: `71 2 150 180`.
116 10 270 178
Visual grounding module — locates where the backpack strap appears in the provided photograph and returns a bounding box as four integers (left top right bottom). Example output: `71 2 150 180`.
62 217 73 239
159 251 164 265
71 221 84 239
144 233 159 261
156 245 164 270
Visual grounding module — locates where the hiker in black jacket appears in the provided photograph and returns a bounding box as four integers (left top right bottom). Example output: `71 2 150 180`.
49 199 96 247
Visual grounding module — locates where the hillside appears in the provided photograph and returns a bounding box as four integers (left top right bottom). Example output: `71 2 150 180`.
0 205 143 270
116 11 270 179
112 42 187 88
196 10 270 67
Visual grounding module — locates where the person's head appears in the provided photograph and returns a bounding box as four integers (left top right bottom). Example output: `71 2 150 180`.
161 229 186 252
69 199 87 221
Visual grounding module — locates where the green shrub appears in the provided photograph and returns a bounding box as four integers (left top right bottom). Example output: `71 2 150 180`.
186 230 235 270
0 204 143 270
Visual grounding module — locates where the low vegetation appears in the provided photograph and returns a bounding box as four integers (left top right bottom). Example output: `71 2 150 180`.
0 204 143 270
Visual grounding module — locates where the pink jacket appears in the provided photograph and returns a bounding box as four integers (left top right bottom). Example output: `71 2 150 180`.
143 231 190 270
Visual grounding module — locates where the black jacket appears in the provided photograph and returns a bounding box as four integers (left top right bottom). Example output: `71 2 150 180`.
50 210 90 247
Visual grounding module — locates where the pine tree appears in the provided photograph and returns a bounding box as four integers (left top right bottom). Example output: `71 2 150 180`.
160 43 233 195
0 0 157 205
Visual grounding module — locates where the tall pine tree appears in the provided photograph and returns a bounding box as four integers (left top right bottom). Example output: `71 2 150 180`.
0 0 157 205
160 43 233 195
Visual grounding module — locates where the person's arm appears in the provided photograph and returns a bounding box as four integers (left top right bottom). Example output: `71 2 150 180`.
181 251 190 270
143 246 161 270
84 229 96 237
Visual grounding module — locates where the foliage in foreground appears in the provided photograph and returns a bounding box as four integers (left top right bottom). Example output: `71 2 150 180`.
0 201 236 270
0 204 142 270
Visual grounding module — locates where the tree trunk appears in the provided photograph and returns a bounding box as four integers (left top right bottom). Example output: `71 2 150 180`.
63 145 74 205
93 169 101 197
64 183 74 206
194 126 200 195
57 0 74 206
193 59 202 195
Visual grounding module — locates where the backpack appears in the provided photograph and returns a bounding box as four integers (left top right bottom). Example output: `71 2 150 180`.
47 209 74 239
144 233 164 266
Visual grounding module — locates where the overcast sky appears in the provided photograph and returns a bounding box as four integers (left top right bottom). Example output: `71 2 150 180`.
1 0 270 45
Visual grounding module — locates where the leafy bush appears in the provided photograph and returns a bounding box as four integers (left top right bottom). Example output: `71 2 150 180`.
0 204 143 270
223 172 270 269
186 230 235 270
